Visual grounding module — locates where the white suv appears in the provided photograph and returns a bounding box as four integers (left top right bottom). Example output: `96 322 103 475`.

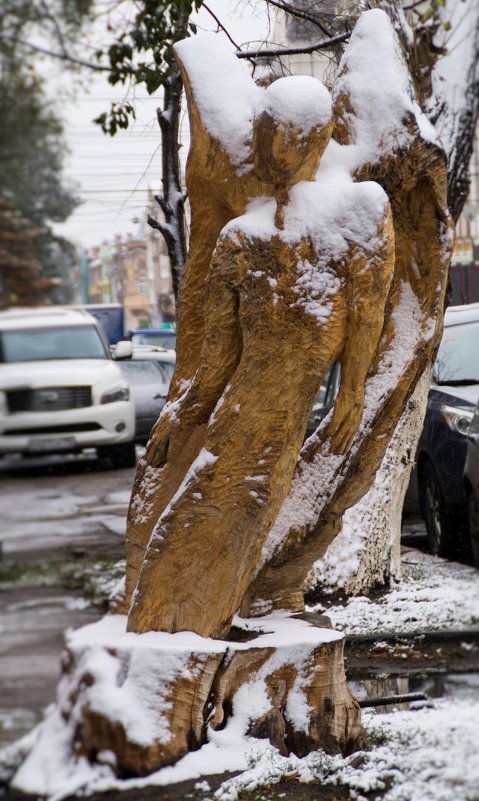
0 307 136 468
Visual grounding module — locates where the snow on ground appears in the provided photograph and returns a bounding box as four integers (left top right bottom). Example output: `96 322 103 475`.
4 553 479 800
216 698 479 801
6 696 478 801
309 549 479 635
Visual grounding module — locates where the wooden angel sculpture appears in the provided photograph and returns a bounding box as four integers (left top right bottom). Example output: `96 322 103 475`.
124 68 394 639
116 10 453 636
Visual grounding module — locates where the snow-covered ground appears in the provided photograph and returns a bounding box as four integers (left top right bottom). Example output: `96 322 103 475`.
6 690 478 801
310 548 479 635
215 696 479 801
2 545 478 801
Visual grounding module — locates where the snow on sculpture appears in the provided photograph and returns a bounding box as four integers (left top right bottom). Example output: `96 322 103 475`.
11 9 454 792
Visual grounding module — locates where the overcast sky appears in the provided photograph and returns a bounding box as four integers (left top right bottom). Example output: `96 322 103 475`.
54 1 270 251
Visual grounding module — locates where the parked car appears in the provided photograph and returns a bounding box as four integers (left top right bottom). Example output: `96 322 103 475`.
131 344 176 365
463 398 479 566
130 328 176 350
118 358 174 444
75 304 125 346
0 307 136 468
304 364 340 439
304 304 479 561
406 302 479 558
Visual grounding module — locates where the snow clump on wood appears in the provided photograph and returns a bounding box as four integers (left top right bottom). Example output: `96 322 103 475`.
257 75 332 135
174 33 260 171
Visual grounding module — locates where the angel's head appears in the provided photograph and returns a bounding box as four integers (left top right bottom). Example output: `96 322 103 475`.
252 76 333 187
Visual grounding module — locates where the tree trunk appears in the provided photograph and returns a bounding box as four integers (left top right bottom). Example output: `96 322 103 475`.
308 367 431 597
148 63 187 301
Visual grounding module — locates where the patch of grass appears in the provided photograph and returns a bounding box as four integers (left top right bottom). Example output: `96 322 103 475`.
237 781 353 800
362 728 389 749
0 558 125 607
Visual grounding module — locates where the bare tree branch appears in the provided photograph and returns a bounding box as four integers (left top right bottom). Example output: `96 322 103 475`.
147 214 174 244
237 31 349 60
154 193 171 218
264 0 332 38
0 34 110 71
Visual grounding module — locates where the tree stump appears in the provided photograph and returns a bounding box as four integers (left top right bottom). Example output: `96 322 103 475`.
14 613 362 783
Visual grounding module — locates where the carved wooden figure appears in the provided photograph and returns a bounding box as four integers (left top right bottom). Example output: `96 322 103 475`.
115 39 266 613
126 75 394 639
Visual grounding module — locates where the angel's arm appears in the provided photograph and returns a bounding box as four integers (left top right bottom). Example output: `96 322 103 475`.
147 246 242 467
326 203 395 454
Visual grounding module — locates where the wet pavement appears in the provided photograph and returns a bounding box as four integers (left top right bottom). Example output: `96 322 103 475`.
0 454 135 749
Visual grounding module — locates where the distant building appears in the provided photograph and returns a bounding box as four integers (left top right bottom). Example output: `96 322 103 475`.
86 242 113 305
110 234 151 331
84 202 175 331
267 0 349 84
450 128 479 304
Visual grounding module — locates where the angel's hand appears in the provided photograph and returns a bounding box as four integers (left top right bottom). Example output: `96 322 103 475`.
324 389 364 455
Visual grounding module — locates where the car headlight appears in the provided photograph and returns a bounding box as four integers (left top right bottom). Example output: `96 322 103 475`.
440 405 474 436
100 385 130 404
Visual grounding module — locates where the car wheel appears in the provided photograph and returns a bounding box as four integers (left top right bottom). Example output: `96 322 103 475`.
467 490 479 567
98 442 137 469
419 460 451 557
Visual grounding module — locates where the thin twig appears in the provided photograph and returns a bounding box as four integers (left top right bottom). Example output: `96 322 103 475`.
203 2 240 50
39 0 67 54
264 0 332 38
403 0 426 9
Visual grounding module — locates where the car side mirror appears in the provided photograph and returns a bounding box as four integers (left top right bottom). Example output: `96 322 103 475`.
114 340 133 360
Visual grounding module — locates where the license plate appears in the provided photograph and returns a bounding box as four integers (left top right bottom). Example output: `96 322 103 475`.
28 436 76 453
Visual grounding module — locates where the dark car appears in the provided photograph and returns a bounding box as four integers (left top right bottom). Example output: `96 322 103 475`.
304 364 340 439
118 358 174 444
304 305 479 561
130 328 176 350
463 399 479 566
406 303 479 558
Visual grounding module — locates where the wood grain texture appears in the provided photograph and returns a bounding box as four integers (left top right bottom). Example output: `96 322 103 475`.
116 50 267 615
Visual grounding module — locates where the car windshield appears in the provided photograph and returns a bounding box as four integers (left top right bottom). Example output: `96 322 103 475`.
0 326 108 363
435 321 479 384
119 359 173 385
131 332 176 349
